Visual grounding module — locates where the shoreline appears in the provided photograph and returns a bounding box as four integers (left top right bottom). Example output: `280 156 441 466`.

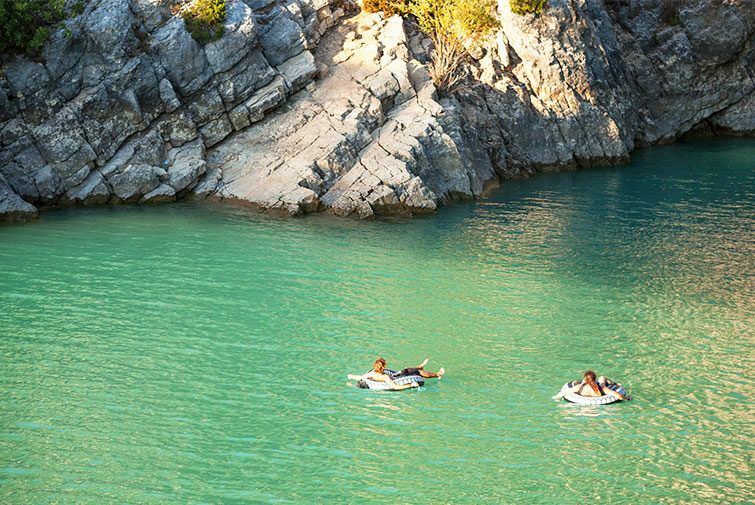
7 136 751 225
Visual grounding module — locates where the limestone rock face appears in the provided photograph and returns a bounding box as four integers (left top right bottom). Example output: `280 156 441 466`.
448 0 755 173
0 174 38 222
62 170 111 206
1 0 350 217
206 12 495 218
0 0 752 221
459 0 754 175
709 92 755 136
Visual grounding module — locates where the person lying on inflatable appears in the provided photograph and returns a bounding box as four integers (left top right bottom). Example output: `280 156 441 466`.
348 357 445 390
552 370 632 401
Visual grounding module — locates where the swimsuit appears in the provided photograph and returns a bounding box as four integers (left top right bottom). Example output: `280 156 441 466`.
392 367 422 378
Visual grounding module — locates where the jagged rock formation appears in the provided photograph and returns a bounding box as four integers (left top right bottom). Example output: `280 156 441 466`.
207 14 495 217
455 0 754 174
1 0 752 221
0 0 350 218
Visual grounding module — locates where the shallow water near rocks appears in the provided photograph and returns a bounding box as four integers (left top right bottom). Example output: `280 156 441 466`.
1 138 753 504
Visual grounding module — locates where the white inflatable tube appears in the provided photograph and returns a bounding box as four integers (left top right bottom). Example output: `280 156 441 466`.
358 369 424 391
559 382 627 405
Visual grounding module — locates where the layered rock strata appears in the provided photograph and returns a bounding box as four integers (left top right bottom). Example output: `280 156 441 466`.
450 0 754 175
206 14 495 217
1 0 753 221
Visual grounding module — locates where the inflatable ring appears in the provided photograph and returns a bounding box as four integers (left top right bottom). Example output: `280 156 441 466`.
559 381 627 405
358 369 425 391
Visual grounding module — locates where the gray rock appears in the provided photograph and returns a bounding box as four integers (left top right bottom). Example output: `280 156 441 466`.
85 0 136 68
0 88 12 123
186 87 225 125
0 174 37 221
0 161 38 201
190 163 222 198
43 22 87 82
367 66 400 111
131 0 170 31
200 115 233 147
0 0 752 221
709 92 755 135
4 58 50 98
78 85 141 166
34 165 64 203
159 78 181 113
105 56 164 125
62 170 111 205
245 76 287 122
0 134 49 201
204 0 257 74
155 110 199 147
215 49 276 107
140 183 176 203
166 139 206 192
229 103 252 130
277 50 318 92
32 106 96 189
0 117 27 147
246 0 276 10
258 12 307 66
680 2 748 66
108 164 161 201
150 17 213 96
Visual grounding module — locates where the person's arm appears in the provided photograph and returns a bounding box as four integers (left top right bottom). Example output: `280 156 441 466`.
605 387 631 401
389 380 418 391
347 374 365 381
552 382 582 400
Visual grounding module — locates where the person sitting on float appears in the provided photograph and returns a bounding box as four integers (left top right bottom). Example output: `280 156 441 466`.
552 370 631 401
348 357 444 389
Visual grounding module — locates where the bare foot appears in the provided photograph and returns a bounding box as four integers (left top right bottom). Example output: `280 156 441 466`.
437 367 445 379
418 359 428 369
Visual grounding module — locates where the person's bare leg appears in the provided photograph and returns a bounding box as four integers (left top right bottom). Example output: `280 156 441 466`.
418 367 444 379
598 376 620 388
417 359 428 369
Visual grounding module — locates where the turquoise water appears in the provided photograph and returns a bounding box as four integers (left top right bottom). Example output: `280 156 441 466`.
1 139 753 504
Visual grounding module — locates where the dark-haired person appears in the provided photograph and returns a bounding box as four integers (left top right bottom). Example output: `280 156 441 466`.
348 357 444 389
552 370 631 401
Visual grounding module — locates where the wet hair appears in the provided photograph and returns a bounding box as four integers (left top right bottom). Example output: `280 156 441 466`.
373 357 386 373
583 370 602 396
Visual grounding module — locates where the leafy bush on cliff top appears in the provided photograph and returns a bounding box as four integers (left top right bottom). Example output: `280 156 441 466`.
509 0 546 15
0 0 67 54
181 0 227 43
403 0 498 92
363 0 403 16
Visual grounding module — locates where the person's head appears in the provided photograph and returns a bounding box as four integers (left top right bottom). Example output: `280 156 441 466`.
583 370 601 395
373 357 386 373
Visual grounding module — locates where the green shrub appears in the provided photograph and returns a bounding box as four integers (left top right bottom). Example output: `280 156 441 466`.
181 0 227 43
362 0 404 16
509 0 546 16
71 0 84 15
403 0 498 92
452 0 497 37
0 0 67 54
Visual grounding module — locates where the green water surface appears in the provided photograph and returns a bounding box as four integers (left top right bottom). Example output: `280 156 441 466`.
1 139 754 504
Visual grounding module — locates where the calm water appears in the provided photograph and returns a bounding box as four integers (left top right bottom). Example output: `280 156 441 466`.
1 139 753 504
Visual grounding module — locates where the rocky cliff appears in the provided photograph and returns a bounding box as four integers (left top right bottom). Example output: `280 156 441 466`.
0 0 752 221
